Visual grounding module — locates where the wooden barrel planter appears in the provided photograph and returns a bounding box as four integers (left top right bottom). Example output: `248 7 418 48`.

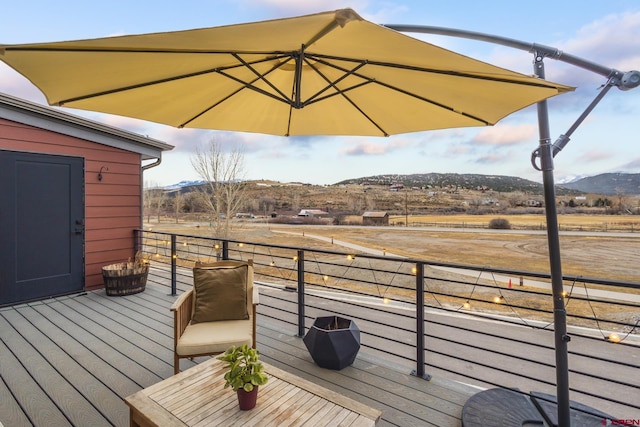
102 263 149 296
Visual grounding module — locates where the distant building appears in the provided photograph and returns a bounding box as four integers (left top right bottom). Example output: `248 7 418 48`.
297 209 329 218
362 211 389 226
235 212 255 218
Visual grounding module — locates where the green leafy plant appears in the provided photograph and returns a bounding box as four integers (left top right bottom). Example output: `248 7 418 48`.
217 344 268 392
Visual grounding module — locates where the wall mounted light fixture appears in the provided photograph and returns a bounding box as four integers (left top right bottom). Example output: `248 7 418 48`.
98 166 109 181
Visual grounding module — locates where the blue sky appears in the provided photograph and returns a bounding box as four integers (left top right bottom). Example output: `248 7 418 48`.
2 1 639 186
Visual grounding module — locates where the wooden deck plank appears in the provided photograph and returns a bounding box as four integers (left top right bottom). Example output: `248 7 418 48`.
9 304 129 427
0 333 49 427
57 295 172 375
256 325 463 427
0 367 31 427
0 283 481 427
29 299 167 388
78 291 175 348
0 310 105 427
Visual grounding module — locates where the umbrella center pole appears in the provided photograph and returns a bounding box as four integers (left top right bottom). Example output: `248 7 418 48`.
532 52 572 427
293 47 305 109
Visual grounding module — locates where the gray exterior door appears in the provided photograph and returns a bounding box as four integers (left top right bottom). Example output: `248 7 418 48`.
0 150 84 306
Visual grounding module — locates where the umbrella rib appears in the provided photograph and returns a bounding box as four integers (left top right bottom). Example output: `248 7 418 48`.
306 54 491 125
310 52 560 89
178 85 244 128
232 53 295 105
300 58 389 135
54 66 231 105
181 55 301 127
302 58 368 105
48 51 296 109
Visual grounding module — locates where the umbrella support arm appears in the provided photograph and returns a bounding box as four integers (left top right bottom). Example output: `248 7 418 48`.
531 76 616 170
383 23 640 86
384 24 640 427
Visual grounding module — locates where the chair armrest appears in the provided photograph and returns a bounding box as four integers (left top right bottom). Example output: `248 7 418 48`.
170 289 193 312
253 285 259 306
171 289 193 342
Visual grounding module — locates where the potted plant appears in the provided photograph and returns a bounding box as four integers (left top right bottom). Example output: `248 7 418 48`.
217 344 268 410
101 251 150 296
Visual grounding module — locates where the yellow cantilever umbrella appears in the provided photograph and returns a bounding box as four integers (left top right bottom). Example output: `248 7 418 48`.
0 9 571 137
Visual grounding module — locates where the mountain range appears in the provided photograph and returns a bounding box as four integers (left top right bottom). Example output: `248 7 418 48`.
335 172 640 195
556 173 640 195
163 173 640 195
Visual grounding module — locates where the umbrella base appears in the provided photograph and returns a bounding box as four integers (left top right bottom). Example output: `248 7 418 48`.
461 388 613 427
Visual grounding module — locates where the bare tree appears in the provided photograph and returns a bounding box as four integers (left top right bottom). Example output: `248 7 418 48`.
173 190 184 223
190 138 247 237
144 181 167 223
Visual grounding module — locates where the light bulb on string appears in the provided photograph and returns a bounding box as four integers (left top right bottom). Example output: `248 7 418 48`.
608 333 621 343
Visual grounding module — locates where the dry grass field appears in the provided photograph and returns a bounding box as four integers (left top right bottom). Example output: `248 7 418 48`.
148 215 639 330
149 214 639 283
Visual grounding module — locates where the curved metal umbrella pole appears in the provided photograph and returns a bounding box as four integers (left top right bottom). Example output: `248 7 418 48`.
385 23 640 427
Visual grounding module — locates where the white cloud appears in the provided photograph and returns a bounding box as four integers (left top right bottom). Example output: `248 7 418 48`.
471 124 537 146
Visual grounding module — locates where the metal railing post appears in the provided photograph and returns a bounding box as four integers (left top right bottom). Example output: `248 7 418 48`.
170 234 177 296
412 261 431 380
134 229 140 254
297 250 305 337
222 240 229 260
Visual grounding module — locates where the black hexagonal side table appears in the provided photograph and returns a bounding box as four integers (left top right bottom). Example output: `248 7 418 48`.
303 316 360 370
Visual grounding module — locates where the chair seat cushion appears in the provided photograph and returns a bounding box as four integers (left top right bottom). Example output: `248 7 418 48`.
176 318 253 357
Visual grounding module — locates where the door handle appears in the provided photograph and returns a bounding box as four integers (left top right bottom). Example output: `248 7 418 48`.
74 219 84 235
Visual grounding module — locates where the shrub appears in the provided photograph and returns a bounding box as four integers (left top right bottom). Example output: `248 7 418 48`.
488 218 511 229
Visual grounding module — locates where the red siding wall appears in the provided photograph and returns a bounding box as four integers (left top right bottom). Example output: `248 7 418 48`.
0 117 142 290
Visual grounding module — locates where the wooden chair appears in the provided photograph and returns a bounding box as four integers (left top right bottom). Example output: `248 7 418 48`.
170 259 257 375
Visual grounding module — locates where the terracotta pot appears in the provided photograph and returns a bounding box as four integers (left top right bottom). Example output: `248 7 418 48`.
237 386 259 410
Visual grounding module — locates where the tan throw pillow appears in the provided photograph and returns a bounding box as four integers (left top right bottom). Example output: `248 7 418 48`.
191 264 249 324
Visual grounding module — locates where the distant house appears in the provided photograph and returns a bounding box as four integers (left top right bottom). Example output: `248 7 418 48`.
297 209 329 218
362 211 389 226
0 93 173 306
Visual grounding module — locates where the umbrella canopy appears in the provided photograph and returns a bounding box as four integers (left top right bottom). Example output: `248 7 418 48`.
0 9 571 137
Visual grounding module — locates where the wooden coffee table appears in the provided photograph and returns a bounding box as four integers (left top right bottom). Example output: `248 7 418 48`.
125 357 381 426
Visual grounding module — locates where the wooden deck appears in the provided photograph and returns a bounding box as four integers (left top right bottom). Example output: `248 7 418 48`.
0 282 477 427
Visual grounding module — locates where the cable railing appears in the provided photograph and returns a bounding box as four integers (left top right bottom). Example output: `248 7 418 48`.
135 229 640 418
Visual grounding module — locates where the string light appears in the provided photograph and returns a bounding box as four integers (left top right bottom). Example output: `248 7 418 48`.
323 275 329 281
383 297 390 304
347 254 355 260
269 261 275 267
293 255 298 261
238 243 244 247
607 333 621 343
463 301 471 310
493 296 504 304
